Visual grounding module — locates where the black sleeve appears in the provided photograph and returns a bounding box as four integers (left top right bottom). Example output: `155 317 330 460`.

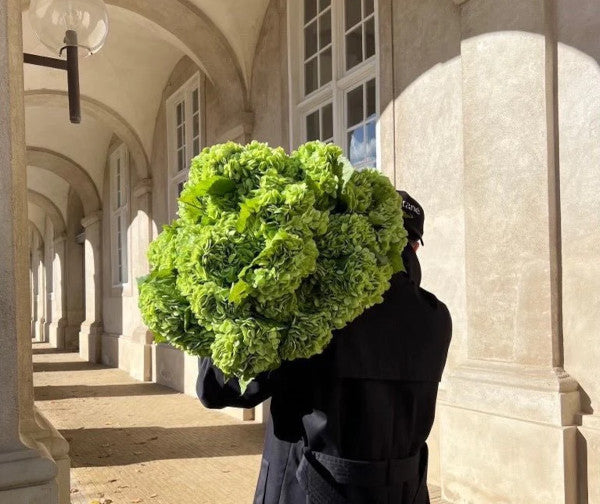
196 357 274 409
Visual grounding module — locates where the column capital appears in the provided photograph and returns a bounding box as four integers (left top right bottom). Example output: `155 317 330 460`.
134 178 153 198
81 210 103 229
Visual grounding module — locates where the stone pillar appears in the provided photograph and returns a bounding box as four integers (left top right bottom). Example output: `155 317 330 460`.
79 210 103 362
48 234 67 349
31 239 45 343
439 1 580 503
0 0 59 500
43 220 53 343
129 178 153 381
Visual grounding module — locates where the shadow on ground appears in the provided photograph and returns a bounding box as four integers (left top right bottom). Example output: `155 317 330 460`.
32 346 72 355
62 424 266 467
35 383 179 400
33 361 105 372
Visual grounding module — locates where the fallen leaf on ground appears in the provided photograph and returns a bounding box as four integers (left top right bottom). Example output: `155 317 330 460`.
70 488 79 493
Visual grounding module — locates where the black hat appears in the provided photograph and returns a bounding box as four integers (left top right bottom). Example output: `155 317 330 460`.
397 190 424 245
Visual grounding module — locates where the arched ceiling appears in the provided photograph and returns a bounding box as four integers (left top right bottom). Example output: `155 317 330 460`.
28 190 66 235
22 5 184 162
188 0 271 85
27 166 70 223
25 106 112 195
21 0 271 231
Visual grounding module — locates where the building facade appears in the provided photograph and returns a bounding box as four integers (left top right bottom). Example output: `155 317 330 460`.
1 0 599 502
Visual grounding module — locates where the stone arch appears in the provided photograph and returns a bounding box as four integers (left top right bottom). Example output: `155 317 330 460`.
28 220 44 247
25 91 150 180
27 190 66 236
107 0 248 109
26 147 101 216
21 0 249 125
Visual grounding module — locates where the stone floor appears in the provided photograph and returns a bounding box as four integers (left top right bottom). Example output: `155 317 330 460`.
33 342 445 504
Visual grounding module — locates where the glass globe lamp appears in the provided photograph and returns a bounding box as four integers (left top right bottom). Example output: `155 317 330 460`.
28 0 109 58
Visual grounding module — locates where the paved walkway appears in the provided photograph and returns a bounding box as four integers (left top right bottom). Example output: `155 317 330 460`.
33 342 444 504
33 343 265 504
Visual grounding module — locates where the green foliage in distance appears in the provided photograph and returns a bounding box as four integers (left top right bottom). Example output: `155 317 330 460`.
138 141 407 390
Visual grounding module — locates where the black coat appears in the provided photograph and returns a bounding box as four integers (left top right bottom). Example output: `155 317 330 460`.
197 246 452 504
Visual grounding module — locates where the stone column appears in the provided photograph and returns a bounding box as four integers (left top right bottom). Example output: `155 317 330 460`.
79 210 103 362
31 239 45 343
48 234 67 349
0 0 58 500
129 178 153 381
43 221 53 343
439 1 579 503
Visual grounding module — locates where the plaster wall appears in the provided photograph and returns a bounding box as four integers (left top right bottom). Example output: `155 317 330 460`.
250 0 289 148
101 136 142 375
378 0 466 487
556 1 600 501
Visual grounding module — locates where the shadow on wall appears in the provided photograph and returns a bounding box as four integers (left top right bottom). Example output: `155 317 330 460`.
62 424 266 467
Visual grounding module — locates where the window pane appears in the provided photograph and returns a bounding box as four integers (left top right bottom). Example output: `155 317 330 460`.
364 0 374 16
366 78 376 119
348 126 365 166
306 110 320 141
319 10 331 49
345 0 361 30
365 121 377 167
177 125 185 148
192 88 199 113
193 138 200 157
193 114 199 138
347 84 364 127
117 217 122 252
116 160 121 207
321 103 333 140
319 0 330 11
121 215 128 283
320 48 332 87
304 20 318 59
345 25 363 70
304 57 318 95
178 181 185 197
178 148 186 172
305 0 317 23
365 17 375 59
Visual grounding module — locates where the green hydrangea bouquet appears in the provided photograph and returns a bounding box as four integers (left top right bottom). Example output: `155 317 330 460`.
138 141 408 389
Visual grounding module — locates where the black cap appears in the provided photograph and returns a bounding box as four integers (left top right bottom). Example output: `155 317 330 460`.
397 190 424 245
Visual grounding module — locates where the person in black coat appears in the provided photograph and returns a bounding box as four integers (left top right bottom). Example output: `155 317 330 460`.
197 191 452 504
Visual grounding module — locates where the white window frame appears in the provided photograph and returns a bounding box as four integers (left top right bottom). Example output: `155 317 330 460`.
109 143 130 287
287 0 381 169
166 72 204 220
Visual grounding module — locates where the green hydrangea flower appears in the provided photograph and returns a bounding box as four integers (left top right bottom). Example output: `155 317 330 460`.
138 140 408 388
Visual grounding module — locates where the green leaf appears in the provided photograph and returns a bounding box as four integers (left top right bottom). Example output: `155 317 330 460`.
237 203 253 232
339 155 355 190
229 279 251 304
196 175 236 196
